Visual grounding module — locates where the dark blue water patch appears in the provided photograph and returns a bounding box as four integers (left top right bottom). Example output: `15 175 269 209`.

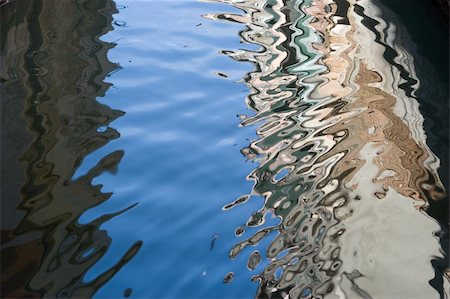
274 168 290 181
80 247 96 259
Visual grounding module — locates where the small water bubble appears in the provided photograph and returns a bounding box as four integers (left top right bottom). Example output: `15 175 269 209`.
80 247 95 259
216 72 228 78
246 211 264 227
274 267 283 280
235 195 249 204
223 195 250 210
281 200 291 209
301 154 312 163
229 244 243 258
274 168 289 181
210 234 219 251
235 226 245 237
222 203 233 210
97 126 108 133
301 287 312 298
247 251 261 270
123 288 132 298
375 191 386 199
330 261 341 271
223 272 234 283
114 20 127 27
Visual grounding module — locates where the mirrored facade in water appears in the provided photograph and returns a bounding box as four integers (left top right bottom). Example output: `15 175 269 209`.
1 1 141 297
205 0 449 297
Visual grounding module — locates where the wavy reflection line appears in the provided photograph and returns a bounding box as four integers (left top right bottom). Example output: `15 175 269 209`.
0 0 141 297
205 0 448 297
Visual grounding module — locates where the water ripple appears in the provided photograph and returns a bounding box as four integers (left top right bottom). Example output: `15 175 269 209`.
206 0 449 297
1 1 141 297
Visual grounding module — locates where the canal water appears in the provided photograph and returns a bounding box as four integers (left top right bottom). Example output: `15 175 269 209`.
1 0 448 298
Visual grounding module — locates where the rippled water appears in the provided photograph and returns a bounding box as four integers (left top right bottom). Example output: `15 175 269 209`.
1 0 448 298
205 0 449 297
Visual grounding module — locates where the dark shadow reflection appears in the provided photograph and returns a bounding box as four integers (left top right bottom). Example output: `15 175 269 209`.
1 0 141 297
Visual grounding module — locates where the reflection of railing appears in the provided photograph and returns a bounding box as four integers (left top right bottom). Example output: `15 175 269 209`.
206 0 448 298
0 0 141 297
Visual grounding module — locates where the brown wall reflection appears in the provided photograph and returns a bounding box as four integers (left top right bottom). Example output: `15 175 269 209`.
1 0 141 297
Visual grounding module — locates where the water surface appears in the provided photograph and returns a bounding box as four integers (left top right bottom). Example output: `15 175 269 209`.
0 0 448 298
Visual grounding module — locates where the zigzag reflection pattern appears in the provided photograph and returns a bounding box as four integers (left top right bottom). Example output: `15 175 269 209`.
205 0 448 297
